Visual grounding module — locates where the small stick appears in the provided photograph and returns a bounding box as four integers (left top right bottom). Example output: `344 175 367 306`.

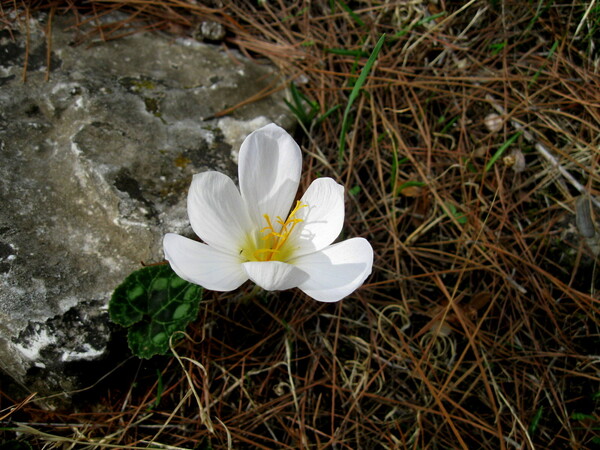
486 95 600 210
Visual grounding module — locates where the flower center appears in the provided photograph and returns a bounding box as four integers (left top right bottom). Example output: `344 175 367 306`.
251 201 307 262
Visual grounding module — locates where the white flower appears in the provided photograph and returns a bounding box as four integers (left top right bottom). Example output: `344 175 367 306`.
163 123 373 302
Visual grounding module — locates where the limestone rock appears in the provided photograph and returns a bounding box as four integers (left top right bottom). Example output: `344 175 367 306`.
0 14 294 398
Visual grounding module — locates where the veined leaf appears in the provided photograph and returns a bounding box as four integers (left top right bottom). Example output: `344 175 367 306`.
109 264 203 359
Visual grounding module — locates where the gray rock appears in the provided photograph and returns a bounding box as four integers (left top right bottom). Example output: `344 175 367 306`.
0 14 293 399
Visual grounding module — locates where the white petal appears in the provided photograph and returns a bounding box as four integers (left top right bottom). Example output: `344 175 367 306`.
164 233 248 291
291 177 345 256
293 238 373 302
242 261 309 291
238 123 302 227
187 171 252 254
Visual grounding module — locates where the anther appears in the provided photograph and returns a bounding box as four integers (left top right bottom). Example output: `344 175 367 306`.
254 201 307 261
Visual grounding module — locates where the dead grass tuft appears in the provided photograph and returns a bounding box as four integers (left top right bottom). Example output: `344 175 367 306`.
1 0 599 448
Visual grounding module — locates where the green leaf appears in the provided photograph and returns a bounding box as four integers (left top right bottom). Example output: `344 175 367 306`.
444 202 467 225
109 264 203 359
571 412 597 421
489 41 507 56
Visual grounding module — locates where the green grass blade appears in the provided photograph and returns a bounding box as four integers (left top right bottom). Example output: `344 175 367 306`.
335 0 365 27
149 369 164 410
338 34 385 163
525 0 554 34
283 98 307 125
439 115 459 134
529 406 544 435
285 82 319 126
325 48 369 57
390 147 398 194
316 104 341 124
484 131 522 173
529 40 559 87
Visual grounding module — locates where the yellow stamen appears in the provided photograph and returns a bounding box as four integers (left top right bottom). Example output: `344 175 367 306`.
253 201 307 261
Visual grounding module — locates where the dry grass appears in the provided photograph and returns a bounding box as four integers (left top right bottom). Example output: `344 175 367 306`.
1 0 600 448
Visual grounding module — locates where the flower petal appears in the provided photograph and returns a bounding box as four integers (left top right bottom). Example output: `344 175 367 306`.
238 123 302 227
290 177 345 256
164 233 248 291
187 171 252 254
242 261 309 291
293 238 373 302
